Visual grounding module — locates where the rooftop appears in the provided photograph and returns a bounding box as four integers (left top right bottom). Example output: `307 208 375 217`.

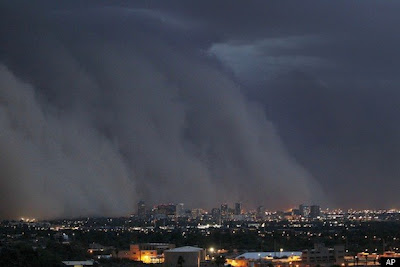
166 246 204 252
236 252 302 260
62 260 94 266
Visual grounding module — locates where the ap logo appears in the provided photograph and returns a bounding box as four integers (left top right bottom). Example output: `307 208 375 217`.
381 257 400 267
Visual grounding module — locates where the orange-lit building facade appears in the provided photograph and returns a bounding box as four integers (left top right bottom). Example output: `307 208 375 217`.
117 243 175 263
227 252 302 267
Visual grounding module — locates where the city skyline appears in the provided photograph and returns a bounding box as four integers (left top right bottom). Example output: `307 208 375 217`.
1 1 400 219
3 208 400 266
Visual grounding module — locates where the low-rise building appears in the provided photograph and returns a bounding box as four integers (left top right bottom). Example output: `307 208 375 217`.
344 251 400 266
227 251 302 267
87 242 115 259
117 243 175 263
164 246 206 267
301 243 345 266
382 251 400 258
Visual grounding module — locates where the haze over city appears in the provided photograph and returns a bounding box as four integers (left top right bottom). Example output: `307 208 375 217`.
1 1 400 219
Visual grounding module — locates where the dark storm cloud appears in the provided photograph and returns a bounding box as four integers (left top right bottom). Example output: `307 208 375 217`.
197 1 400 208
0 1 328 219
2 1 400 218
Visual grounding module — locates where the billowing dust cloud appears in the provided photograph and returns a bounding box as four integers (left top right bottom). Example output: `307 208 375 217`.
0 4 323 219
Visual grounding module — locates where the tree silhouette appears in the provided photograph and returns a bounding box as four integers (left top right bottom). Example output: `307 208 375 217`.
177 255 185 267
215 255 226 267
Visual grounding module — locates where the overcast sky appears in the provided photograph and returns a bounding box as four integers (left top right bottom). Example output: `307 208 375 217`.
1 1 399 219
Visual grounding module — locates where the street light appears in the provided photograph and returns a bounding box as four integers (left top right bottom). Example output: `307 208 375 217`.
207 247 215 261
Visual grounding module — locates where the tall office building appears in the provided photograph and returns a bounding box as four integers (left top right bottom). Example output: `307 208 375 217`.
257 206 265 218
155 204 176 216
138 200 146 217
310 205 321 218
299 204 310 218
235 202 242 215
211 208 221 223
191 208 206 219
221 203 228 216
176 203 185 217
